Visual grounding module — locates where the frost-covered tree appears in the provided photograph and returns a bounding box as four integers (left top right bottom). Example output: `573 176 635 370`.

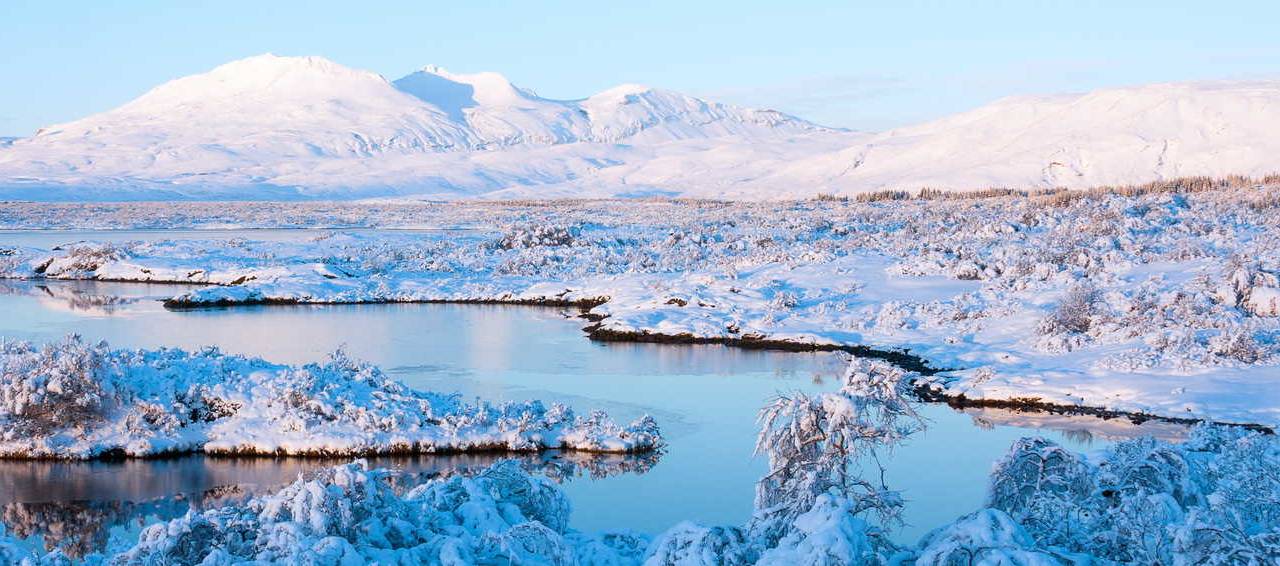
748 358 925 557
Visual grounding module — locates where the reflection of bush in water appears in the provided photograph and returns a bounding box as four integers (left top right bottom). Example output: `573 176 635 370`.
0 280 139 315
35 284 138 314
0 450 656 558
1 499 188 558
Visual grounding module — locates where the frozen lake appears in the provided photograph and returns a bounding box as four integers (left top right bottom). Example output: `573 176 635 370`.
0 273 1185 555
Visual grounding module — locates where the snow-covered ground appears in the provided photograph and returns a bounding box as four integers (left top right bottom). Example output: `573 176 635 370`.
0 336 660 459
1 360 1274 565
3 54 1280 200
2 186 1279 427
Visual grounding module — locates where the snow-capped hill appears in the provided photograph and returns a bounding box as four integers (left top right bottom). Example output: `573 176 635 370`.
117 54 391 110
399 65 539 107
795 79 1280 193
0 54 839 199
4 55 1276 200
579 83 825 142
391 67 824 146
393 65 593 146
19 54 477 177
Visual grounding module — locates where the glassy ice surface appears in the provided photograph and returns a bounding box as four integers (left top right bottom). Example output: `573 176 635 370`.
0 274 1185 552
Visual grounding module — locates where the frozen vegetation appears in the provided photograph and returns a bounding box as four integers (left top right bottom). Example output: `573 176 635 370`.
3 183 1279 426
0 336 661 459
0 359 1274 564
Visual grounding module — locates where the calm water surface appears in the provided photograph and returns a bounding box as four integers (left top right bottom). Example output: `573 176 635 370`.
0 227 466 249
0 258 1185 555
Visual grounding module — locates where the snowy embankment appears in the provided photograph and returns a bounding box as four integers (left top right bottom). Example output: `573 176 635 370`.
3 186 1280 426
2 361 1275 565
0 336 660 459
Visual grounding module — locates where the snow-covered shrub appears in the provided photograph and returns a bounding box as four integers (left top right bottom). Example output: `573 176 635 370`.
753 494 886 566
1208 328 1264 364
911 509 1075 566
986 425 1280 564
0 337 663 459
37 242 130 277
1036 283 1100 337
493 223 580 250
106 459 641 565
0 336 111 438
645 523 756 565
1246 286 1280 317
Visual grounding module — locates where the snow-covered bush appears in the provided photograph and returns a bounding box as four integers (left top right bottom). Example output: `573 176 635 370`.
0 337 663 459
105 459 638 564
0 336 110 438
986 425 1280 564
36 243 130 277
492 223 580 250
1036 283 1101 338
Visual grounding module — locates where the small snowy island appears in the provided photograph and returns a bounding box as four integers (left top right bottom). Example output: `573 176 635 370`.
0 336 661 459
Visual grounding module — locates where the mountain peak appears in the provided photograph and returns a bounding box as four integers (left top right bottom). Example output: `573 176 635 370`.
119 54 391 114
397 65 531 108
206 53 379 82
589 83 657 102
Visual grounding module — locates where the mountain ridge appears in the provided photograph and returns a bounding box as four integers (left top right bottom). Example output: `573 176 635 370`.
1 55 1277 200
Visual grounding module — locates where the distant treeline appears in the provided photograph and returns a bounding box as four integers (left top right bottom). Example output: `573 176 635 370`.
813 173 1280 205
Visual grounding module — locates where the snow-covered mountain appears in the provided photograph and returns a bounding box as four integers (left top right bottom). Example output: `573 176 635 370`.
775 80 1280 193
1 54 1278 200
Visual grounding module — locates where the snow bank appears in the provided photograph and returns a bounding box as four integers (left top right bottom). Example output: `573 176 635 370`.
0 336 661 459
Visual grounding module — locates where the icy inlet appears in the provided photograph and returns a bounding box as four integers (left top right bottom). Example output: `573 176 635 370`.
0 336 661 459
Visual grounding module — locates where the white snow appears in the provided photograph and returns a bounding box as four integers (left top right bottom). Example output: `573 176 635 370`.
3 55 1279 200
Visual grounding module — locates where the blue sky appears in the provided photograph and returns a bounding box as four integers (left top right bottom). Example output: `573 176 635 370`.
2 0 1278 136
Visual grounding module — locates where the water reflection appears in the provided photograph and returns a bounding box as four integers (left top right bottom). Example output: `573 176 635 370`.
0 282 141 316
0 228 468 249
0 451 658 557
961 407 1189 443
